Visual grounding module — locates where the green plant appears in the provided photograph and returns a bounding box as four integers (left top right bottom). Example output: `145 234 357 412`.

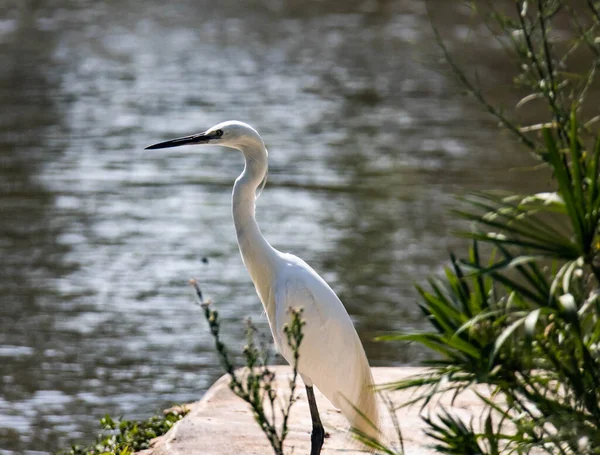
191 280 305 455
372 1 600 454
61 408 187 455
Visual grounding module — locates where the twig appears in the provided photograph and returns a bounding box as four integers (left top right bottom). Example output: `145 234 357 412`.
190 280 305 455
426 2 537 152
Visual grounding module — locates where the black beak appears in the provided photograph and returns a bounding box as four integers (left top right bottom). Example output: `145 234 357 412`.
145 132 212 150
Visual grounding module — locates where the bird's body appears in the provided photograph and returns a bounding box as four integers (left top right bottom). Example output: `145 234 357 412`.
146 121 379 452
269 253 379 433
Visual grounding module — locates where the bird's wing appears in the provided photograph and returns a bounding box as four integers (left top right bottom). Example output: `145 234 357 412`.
273 261 380 437
273 265 367 408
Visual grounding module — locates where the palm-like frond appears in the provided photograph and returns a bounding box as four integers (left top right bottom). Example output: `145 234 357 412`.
370 2 600 454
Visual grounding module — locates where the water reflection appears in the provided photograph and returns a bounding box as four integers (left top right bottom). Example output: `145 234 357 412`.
0 1 556 453
0 1 71 449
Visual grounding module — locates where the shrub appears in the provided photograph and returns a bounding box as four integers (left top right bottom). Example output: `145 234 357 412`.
191 280 305 455
61 409 187 455
377 1 600 454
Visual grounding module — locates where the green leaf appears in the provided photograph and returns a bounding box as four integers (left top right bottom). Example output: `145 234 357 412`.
456 230 579 260
461 259 546 306
568 110 585 214
461 255 541 276
458 191 571 243
544 128 585 254
518 192 566 214
445 334 482 359
524 308 541 339
588 136 600 228
469 241 488 312
558 293 578 323
384 333 465 360
491 317 527 365
453 208 571 252
455 310 503 337
416 284 465 330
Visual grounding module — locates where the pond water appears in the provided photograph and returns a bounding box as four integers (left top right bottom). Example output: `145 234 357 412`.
0 0 557 452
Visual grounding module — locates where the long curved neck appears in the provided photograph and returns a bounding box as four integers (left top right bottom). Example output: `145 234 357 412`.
233 143 279 292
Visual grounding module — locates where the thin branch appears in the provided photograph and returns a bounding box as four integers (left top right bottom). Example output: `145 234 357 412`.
537 0 558 102
588 0 600 23
427 3 537 151
514 0 567 135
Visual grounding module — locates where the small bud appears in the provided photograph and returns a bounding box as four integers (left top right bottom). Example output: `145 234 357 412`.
520 1 527 17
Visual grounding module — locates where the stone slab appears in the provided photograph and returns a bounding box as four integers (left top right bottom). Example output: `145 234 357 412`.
140 366 492 455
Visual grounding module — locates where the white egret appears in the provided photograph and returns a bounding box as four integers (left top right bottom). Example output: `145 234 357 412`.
146 121 379 454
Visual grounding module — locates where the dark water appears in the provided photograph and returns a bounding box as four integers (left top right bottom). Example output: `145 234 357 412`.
0 1 560 453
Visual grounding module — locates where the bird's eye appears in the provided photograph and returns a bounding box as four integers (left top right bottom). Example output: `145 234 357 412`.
215 129 223 137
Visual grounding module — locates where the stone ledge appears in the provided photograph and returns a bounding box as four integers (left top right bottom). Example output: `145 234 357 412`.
139 366 491 455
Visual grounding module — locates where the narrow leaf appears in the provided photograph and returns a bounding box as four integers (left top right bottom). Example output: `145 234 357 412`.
524 308 541 338
491 317 526 365
544 128 585 253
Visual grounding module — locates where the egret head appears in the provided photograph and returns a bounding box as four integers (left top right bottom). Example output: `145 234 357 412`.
145 120 263 151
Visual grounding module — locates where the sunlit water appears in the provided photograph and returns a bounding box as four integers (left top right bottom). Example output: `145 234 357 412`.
0 1 559 453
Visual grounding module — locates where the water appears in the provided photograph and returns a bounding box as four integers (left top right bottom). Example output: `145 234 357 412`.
0 1 560 453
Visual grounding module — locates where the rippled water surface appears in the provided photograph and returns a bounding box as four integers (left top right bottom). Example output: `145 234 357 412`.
0 0 563 452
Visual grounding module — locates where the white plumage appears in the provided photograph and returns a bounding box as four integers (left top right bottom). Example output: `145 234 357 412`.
146 120 379 452
272 253 379 437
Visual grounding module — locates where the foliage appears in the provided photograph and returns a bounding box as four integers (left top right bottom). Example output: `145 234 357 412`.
191 280 305 455
351 394 405 455
60 409 187 455
374 1 600 454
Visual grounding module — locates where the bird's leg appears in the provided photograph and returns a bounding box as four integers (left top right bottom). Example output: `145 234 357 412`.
306 386 325 455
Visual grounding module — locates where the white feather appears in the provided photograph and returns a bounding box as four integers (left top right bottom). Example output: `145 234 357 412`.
272 253 379 438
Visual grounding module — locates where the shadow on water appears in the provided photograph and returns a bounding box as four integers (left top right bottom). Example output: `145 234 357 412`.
0 0 563 453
